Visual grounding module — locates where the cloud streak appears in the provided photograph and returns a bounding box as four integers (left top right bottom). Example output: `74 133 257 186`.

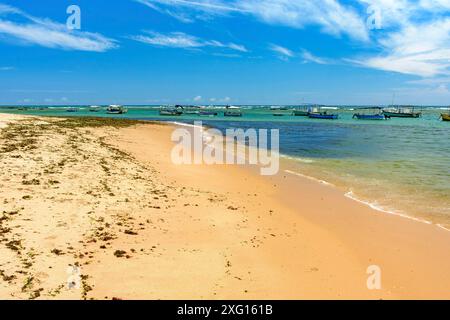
138 0 369 41
301 50 330 65
354 0 450 77
0 4 117 52
269 44 294 60
138 0 450 78
131 31 247 52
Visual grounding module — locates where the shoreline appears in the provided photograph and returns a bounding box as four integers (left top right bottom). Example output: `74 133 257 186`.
171 119 448 232
1 113 450 299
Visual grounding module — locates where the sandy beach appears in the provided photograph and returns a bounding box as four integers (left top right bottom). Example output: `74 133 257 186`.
1 113 450 300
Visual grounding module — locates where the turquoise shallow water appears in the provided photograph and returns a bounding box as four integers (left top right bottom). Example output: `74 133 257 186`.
1 105 449 228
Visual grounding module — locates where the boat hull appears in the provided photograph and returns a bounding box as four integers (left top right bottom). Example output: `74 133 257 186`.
224 112 242 117
159 111 182 116
382 111 421 118
442 114 450 121
308 113 338 120
199 112 218 116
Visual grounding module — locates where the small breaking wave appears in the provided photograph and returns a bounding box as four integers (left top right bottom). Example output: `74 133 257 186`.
284 169 334 186
344 190 435 225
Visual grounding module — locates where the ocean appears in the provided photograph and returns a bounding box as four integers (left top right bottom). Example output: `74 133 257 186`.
1 105 449 229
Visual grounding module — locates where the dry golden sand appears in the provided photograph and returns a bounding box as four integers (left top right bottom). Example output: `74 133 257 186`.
0 113 449 300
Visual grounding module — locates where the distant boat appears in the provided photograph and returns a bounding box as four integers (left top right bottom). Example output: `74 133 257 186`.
353 107 388 120
382 106 421 118
89 105 101 112
184 110 199 115
308 113 338 120
199 111 218 116
273 113 285 117
292 105 316 116
224 105 242 117
159 107 182 116
441 108 450 121
308 107 338 119
106 105 127 114
66 107 79 113
270 106 289 111
224 111 242 117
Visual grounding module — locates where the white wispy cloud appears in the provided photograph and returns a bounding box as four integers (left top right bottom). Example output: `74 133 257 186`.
0 4 117 52
138 0 450 79
354 0 450 77
136 0 247 14
130 31 247 52
269 44 294 60
301 50 330 65
138 0 369 41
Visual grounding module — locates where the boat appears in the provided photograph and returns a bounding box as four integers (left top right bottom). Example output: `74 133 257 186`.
270 106 288 111
273 113 284 117
224 105 242 117
224 111 242 117
382 106 421 118
199 111 218 116
353 107 388 120
159 107 183 116
184 110 199 115
89 105 102 112
308 112 338 120
441 108 450 121
66 107 79 113
292 105 317 116
106 105 127 114
308 106 338 119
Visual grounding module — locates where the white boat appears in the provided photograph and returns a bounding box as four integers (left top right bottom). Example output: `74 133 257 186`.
89 105 102 112
106 105 127 114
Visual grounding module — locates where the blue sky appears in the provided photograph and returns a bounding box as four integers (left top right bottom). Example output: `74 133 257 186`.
1 0 450 105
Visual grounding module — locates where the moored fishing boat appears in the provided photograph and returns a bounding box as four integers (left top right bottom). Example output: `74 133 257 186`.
224 105 242 117
89 105 102 112
308 106 338 119
159 107 183 116
441 113 450 121
66 107 79 113
106 105 127 114
308 112 338 120
353 107 388 120
199 110 218 116
292 105 314 116
270 105 289 111
382 106 421 118
224 111 242 117
184 110 199 115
